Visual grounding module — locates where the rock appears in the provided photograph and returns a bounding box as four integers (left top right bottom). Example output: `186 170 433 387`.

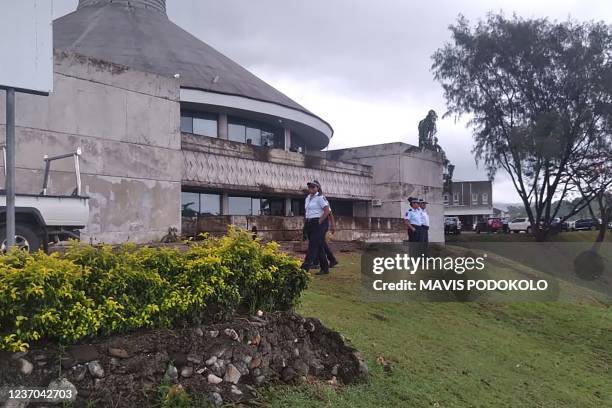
328 376 338 386
331 364 339 376
187 354 202 365
354 352 369 379
305 321 315 332
47 377 77 403
250 356 262 369
169 352 187 367
3 398 29 408
209 345 227 358
251 334 261 346
18 358 34 376
230 385 243 396
180 366 194 378
87 361 105 378
224 328 239 341
194 327 204 337
207 374 223 384
281 367 297 382
310 360 325 376
224 363 241 384
254 375 266 386
205 356 217 366
109 357 121 367
293 359 309 376
208 330 219 338
256 310 264 317
108 347 129 359
209 392 223 406
165 364 178 381
68 345 99 364
11 351 28 360
292 348 300 358
71 365 87 382
196 368 206 375
242 355 253 365
252 368 262 377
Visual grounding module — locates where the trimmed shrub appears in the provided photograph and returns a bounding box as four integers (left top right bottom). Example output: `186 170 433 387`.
0 228 308 351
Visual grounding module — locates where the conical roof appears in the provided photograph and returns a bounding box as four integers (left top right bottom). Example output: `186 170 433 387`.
53 0 317 118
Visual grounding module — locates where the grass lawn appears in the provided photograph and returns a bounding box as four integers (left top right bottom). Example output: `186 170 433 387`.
263 252 612 407
446 230 612 243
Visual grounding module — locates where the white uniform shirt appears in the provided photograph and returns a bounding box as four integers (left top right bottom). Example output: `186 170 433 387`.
404 207 422 226
421 209 430 227
305 193 329 218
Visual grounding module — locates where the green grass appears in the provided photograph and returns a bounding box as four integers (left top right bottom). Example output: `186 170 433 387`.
263 253 612 408
447 230 612 243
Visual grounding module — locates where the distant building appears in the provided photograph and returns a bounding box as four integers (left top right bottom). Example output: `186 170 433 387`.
443 180 493 228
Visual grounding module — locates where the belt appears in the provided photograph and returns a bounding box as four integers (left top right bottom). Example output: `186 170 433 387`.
306 218 319 222
423 226 429 230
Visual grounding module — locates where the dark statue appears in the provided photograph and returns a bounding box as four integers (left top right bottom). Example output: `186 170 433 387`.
418 109 454 192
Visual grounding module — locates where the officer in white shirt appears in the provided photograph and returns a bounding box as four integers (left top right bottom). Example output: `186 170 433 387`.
302 180 331 275
419 198 430 253
404 197 422 242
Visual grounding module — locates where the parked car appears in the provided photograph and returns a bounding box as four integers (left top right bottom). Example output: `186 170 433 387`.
444 217 462 235
508 218 531 233
574 218 601 231
475 217 504 233
562 220 576 231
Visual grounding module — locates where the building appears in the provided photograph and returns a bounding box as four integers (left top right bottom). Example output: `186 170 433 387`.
0 0 444 244
443 180 493 228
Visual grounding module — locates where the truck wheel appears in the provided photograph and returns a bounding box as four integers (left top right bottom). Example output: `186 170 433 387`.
526 227 532 234
0 225 42 253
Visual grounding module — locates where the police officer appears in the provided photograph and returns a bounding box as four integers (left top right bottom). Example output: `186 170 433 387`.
302 180 331 275
404 197 422 243
419 198 430 254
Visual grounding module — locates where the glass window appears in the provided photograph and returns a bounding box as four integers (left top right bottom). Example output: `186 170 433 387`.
453 193 459 204
200 193 221 216
290 133 306 153
482 193 488 204
193 113 218 137
291 198 305 216
261 130 276 148
443 194 449 205
472 193 478 205
261 198 285 216
228 123 246 143
180 115 193 133
228 196 252 215
251 198 261 215
181 192 199 218
246 127 261 146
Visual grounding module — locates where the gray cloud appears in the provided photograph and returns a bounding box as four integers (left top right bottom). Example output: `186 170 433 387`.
53 0 612 204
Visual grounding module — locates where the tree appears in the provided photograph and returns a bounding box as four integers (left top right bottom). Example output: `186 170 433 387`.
432 14 612 241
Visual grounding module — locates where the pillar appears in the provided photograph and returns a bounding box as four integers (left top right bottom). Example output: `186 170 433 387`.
284 127 291 151
218 113 228 140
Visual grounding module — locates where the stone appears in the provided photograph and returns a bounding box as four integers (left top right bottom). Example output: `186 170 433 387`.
108 347 129 359
88 361 105 378
194 327 204 337
110 357 121 367
208 330 219 338
187 354 202 365
180 366 194 378
252 368 262 377
47 377 77 403
292 348 300 358
256 310 264 317
3 398 29 408
196 368 206 375
242 355 252 365
68 345 99 364
169 352 187 367
165 364 178 381
209 345 227 358
224 363 241 384
251 334 261 346
281 367 297 383
11 351 28 360
254 375 266 386
209 392 223 406
293 359 309 376
205 356 217 366
18 358 34 376
331 364 339 376
310 360 325 376
305 321 315 332
72 365 87 382
230 385 243 396
207 374 223 384
250 356 262 369
224 328 239 341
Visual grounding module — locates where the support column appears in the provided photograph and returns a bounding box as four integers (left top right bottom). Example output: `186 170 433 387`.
285 197 292 216
221 193 230 215
284 128 291 151
218 113 228 140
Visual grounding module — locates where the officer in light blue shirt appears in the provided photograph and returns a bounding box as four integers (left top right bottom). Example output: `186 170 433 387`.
404 197 422 242
302 180 331 275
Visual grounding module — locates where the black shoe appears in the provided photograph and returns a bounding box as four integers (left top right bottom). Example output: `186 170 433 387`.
300 263 312 271
329 260 338 268
315 269 330 275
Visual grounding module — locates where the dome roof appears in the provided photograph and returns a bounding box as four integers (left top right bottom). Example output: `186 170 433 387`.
53 0 332 147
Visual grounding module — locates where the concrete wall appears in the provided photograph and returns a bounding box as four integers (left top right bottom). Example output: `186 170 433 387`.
0 51 182 243
325 143 445 242
182 133 373 199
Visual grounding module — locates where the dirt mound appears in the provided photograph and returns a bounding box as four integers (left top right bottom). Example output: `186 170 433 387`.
0 312 368 407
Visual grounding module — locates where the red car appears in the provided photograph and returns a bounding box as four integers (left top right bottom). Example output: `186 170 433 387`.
475 217 504 233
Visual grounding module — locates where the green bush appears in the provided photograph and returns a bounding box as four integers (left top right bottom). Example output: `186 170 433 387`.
0 228 308 352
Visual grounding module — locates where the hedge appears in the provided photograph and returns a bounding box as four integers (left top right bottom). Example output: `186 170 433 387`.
0 228 309 352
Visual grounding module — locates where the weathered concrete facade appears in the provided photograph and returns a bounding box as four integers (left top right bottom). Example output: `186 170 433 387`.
0 51 182 243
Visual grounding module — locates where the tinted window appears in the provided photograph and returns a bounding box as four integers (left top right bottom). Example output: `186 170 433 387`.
193 114 218 137
228 123 245 143
180 115 193 133
181 192 199 218
228 196 252 215
200 193 221 216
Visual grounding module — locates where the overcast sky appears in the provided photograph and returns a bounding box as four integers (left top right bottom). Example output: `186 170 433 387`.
53 0 612 204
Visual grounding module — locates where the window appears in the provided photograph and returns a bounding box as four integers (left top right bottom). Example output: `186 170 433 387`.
181 111 218 137
228 117 282 147
228 196 252 215
228 195 285 215
181 191 221 217
290 133 306 153
453 193 459 205
472 192 478 205
328 200 353 216
291 198 305 216
482 193 488 204
443 194 449 205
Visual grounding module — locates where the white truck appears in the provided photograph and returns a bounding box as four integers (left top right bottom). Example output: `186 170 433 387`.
0 149 89 252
